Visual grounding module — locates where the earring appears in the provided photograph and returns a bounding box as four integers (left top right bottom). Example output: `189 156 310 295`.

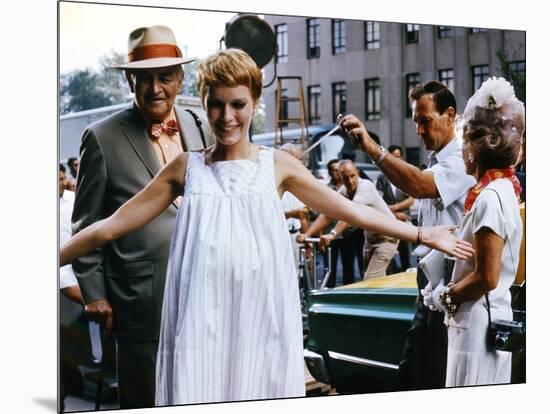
467 153 474 163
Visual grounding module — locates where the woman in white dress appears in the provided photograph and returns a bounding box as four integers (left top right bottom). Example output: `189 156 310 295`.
61 49 474 405
422 77 524 386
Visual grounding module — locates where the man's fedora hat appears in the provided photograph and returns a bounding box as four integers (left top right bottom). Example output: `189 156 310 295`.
113 25 195 70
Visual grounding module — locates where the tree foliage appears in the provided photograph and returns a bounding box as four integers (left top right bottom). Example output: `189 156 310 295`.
497 50 526 104
60 50 131 114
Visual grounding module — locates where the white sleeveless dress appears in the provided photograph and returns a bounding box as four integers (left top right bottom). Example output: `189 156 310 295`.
155 147 305 405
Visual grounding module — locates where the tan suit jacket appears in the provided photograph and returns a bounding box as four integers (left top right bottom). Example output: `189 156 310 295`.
72 105 214 343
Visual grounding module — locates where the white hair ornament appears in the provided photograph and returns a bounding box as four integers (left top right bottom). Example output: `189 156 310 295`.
463 76 519 122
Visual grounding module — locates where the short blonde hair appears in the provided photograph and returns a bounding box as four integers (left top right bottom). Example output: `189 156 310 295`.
198 49 263 107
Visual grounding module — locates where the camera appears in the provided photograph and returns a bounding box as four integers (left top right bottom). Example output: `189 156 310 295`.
490 319 524 353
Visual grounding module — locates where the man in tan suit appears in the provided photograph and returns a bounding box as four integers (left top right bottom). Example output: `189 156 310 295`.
71 25 214 408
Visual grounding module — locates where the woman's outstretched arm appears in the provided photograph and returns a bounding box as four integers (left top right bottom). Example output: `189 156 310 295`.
275 150 474 259
61 153 188 266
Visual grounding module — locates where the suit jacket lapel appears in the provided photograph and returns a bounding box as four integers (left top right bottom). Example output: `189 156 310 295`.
119 107 162 178
119 106 181 210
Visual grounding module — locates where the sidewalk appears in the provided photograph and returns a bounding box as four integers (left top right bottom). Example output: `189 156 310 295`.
63 361 334 412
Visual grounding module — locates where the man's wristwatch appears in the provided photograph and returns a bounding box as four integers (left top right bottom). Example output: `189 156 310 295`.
375 145 388 166
330 229 337 236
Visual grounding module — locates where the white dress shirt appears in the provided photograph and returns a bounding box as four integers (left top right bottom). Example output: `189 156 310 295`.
415 137 476 258
60 190 78 289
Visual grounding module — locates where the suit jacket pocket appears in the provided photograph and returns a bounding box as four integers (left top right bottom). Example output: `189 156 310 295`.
106 259 156 333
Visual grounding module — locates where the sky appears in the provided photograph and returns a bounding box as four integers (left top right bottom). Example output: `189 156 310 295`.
59 2 237 73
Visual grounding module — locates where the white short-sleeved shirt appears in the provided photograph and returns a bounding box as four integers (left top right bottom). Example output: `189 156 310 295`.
282 191 304 232
451 179 522 313
415 137 476 257
60 190 78 289
338 178 396 244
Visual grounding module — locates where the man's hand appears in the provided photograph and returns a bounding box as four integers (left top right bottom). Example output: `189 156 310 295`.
394 211 411 222
338 114 378 154
84 298 113 335
296 233 306 244
319 233 335 252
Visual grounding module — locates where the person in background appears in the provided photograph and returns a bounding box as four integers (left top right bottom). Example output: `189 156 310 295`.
66 157 79 192
71 25 214 409
376 145 415 272
422 77 524 386
323 159 345 286
281 143 310 266
316 160 399 280
339 81 476 390
60 164 101 411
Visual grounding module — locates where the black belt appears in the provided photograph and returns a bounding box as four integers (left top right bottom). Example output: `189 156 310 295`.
289 229 299 234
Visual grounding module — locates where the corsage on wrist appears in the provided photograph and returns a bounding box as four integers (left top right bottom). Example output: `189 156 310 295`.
439 282 459 317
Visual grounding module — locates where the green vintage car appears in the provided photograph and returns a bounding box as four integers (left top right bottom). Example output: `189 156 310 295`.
303 270 418 393
302 215 526 394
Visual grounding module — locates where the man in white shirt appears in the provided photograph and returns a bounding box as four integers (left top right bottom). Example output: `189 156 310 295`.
60 164 80 300
319 160 399 279
338 81 476 390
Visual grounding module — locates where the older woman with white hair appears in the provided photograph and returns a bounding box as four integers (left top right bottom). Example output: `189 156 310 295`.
422 77 524 386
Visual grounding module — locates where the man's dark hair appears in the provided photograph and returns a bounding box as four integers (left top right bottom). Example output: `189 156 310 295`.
388 145 403 154
327 159 340 169
409 81 456 115
60 163 66 173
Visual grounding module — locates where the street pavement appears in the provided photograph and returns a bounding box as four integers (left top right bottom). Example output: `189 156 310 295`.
63 362 332 412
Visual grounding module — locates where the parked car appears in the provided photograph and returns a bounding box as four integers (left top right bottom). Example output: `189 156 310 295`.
251 124 381 182
302 205 526 393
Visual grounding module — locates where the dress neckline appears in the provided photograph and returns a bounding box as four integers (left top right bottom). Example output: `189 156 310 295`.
201 145 267 166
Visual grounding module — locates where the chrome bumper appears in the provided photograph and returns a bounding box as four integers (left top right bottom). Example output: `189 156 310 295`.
303 349 331 384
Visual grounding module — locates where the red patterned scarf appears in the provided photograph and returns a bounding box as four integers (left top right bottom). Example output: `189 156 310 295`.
464 167 522 214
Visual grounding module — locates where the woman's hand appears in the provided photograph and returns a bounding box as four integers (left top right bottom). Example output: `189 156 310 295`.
421 225 475 260
421 281 446 312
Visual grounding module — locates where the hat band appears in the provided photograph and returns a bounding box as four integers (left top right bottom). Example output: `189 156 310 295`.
128 43 183 62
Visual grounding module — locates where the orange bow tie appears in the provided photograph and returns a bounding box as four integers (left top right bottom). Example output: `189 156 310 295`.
150 119 179 139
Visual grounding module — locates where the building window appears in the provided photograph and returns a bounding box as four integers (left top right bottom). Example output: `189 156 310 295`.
308 85 321 125
438 26 453 39
365 78 380 120
332 82 346 122
277 87 289 127
438 69 455 92
306 18 321 59
472 64 490 92
332 19 346 55
275 24 288 63
405 24 420 44
365 21 380 49
509 60 526 77
470 27 487 34
405 73 420 118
